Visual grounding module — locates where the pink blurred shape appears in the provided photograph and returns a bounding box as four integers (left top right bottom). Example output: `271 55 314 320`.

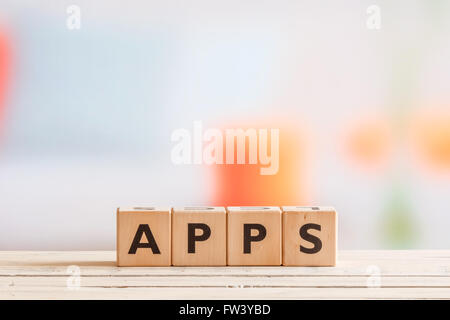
0 26 11 142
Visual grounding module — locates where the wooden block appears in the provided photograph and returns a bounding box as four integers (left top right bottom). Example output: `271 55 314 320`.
116 207 171 266
172 206 226 266
227 206 281 266
282 206 337 266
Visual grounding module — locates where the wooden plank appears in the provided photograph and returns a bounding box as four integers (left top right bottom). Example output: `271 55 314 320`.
1 262 449 276
1 251 450 299
3 267 450 277
2 287 450 300
2 250 450 262
2 250 450 265
1 276 450 288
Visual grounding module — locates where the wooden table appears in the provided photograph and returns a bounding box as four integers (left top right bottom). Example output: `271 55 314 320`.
1 251 449 299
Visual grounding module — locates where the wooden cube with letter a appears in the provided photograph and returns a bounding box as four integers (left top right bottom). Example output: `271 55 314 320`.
172 207 226 266
282 206 337 266
117 207 171 266
227 206 281 266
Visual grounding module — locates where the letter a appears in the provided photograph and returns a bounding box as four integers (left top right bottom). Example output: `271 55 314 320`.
128 224 161 254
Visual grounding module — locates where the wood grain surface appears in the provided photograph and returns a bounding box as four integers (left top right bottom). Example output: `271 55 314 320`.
1 251 450 299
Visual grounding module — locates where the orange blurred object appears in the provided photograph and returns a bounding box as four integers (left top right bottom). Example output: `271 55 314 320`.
209 118 310 206
343 116 392 170
411 109 450 170
0 26 11 139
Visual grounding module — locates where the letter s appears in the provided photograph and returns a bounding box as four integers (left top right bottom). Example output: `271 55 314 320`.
300 223 322 254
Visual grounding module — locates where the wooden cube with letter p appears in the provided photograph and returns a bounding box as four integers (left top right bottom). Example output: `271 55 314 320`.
116 207 171 266
282 206 337 266
172 206 226 266
227 206 281 266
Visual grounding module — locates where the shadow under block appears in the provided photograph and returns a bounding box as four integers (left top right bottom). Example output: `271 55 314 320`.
116 207 171 266
282 206 337 266
172 207 226 266
227 207 282 266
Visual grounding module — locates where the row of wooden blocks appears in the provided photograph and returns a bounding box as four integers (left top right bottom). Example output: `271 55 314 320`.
117 206 337 266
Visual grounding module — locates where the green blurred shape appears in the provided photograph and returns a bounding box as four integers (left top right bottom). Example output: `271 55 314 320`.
380 184 418 249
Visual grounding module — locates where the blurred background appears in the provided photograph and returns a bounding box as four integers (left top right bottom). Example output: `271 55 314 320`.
0 0 449 250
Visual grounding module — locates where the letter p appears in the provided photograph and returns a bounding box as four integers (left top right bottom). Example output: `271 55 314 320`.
243 224 266 253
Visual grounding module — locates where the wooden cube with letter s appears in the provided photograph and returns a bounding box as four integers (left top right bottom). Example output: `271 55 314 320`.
227 206 282 266
116 207 171 266
282 206 337 266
